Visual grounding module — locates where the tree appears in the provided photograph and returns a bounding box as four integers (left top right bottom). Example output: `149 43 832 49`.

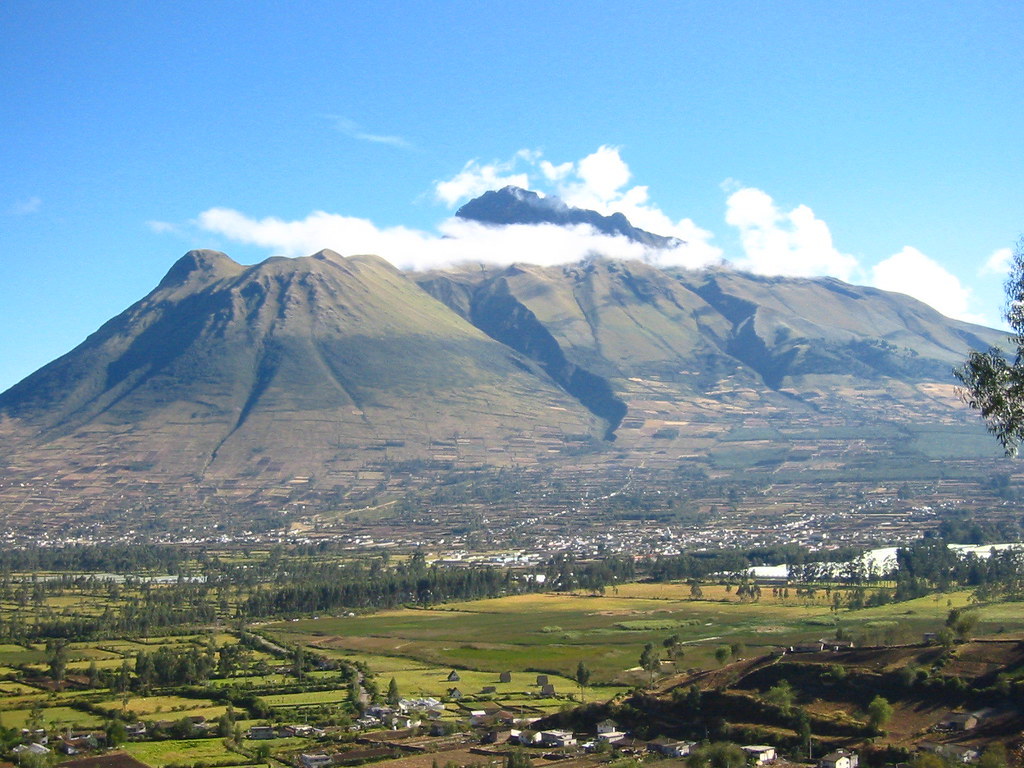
764 679 795 713
686 684 701 713
505 749 532 768
639 643 659 685
955 237 1024 454
978 743 1008 768
575 661 590 701
387 677 400 706
105 719 126 747
866 695 893 733
946 607 979 642
795 711 812 759
663 634 684 663
714 646 730 666
46 640 67 686
688 742 746 768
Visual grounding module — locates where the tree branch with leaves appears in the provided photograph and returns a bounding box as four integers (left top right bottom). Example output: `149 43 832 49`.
956 237 1024 455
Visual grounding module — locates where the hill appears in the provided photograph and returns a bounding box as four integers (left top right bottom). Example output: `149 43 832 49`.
560 638 1024 761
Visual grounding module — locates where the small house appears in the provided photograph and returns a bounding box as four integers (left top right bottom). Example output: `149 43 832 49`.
919 743 979 764
447 670 461 682
299 755 332 768
14 744 50 757
535 674 548 685
649 737 695 758
825 639 855 651
447 687 463 700
596 719 619 734
938 712 979 731
510 729 543 746
540 729 576 748
247 725 276 740
789 642 825 653
743 745 776 764
482 685 497 694
539 683 556 696
499 671 512 683
820 749 858 768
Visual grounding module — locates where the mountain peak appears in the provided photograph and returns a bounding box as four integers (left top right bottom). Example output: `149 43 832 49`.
455 186 683 249
157 249 242 290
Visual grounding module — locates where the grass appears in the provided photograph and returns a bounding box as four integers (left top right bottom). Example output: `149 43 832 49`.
124 738 240 768
258 689 354 707
269 585 847 687
271 582 1024 702
96 695 227 720
0 705 104 729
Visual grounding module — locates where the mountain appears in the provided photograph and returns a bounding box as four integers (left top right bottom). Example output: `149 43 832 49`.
456 186 682 248
0 249 602 524
0 192 1012 532
416 259 1005 456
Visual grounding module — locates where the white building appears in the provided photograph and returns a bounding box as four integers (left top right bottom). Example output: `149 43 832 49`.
743 745 776 764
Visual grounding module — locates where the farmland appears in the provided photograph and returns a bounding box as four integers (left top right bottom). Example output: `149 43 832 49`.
0 535 1013 767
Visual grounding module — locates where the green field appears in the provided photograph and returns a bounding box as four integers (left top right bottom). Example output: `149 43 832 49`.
96 694 228 720
124 737 241 767
0 705 103 729
268 584 1024 702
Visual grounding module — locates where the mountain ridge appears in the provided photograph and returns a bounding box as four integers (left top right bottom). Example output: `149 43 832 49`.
456 185 683 248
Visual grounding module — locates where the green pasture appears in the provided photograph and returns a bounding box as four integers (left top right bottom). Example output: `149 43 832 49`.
0 705 103 729
0 682 38 695
269 588 849 685
208 673 291 688
844 590 1024 635
96 694 227 720
259 689 353 707
124 737 240 767
0 647 46 665
271 583 1024 693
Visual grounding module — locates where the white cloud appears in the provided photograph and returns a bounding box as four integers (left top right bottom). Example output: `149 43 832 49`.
724 186 860 282
162 145 988 324
540 160 573 182
194 207 720 272
567 145 633 204
147 220 180 234
328 116 412 149
431 146 723 256
980 247 1013 277
870 246 980 322
8 196 41 215
434 158 530 207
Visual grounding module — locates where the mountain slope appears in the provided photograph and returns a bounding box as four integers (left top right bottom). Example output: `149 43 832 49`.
0 249 602 489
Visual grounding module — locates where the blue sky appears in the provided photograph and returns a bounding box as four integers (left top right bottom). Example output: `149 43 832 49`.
2 1 1022 393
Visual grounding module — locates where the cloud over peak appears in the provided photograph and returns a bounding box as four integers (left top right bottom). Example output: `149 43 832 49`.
156 145 1003 326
